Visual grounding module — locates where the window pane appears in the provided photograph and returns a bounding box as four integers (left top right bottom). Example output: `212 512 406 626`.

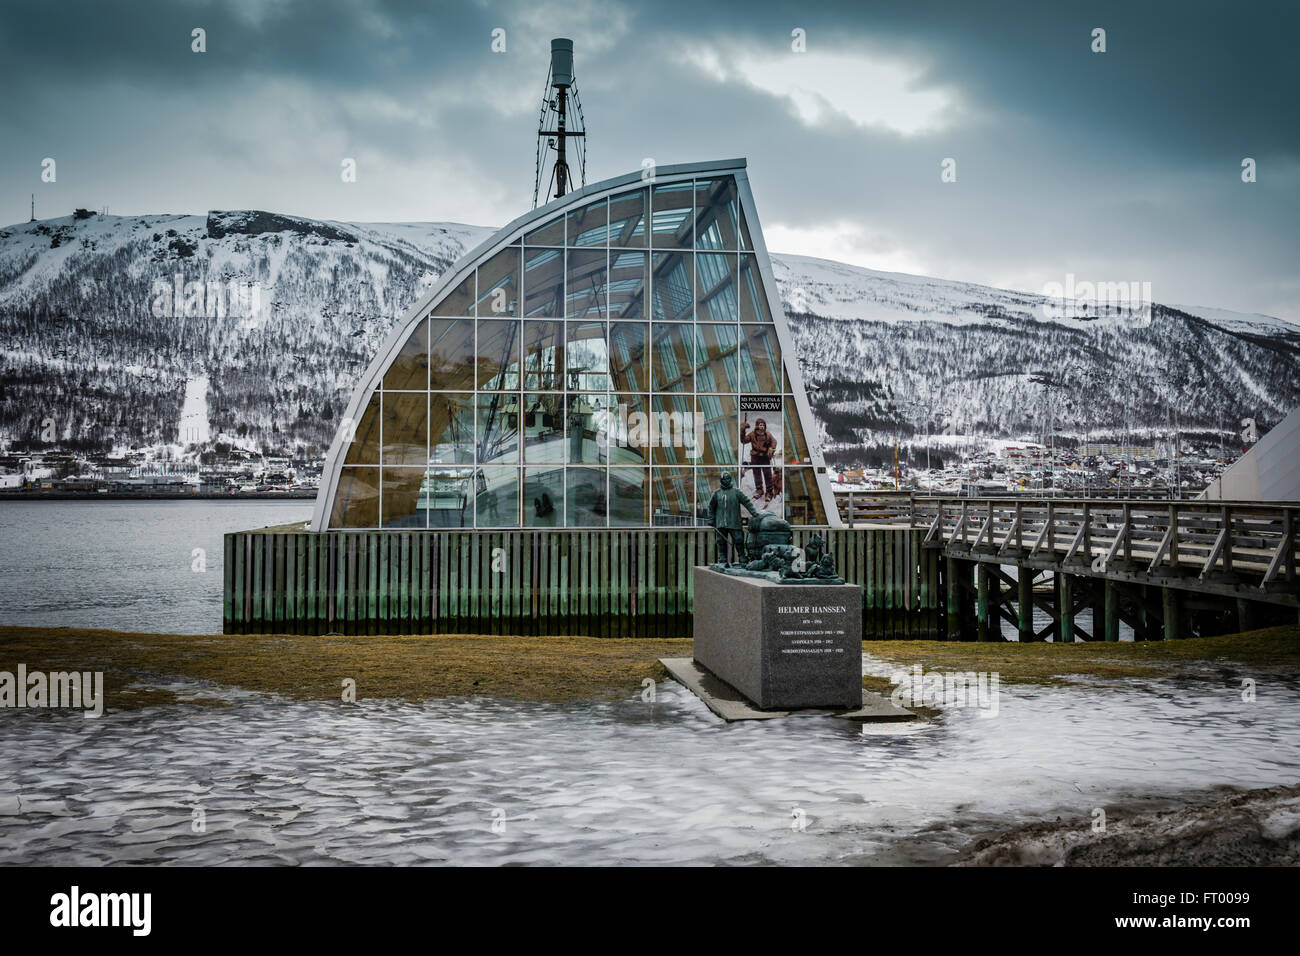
608 392 649 466
608 250 646 319
343 393 381 465
523 320 564 390
427 392 474 464
524 247 564 317
565 320 608 390
383 318 428 390
523 466 563 526
696 252 738 322
650 466 694 526
473 466 519 526
784 397 812 465
525 215 564 246
566 249 606 318
476 319 520 390
651 322 692 392
651 251 693 321
523 393 565 463
737 324 781 392
739 254 772 323
429 319 476 390
609 321 647 392
432 272 474 317
697 394 738 465
651 394 697 465
425 466 473 528
477 246 520 317
330 467 380 529
784 468 827 525
566 392 610 464
694 324 739 393
381 392 427 466
609 188 647 247
651 182 693 248
695 178 739 250
566 467 608 526
381 466 426 529
739 201 752 251
476 392 520 465
568 198 608 247
608 467 648 526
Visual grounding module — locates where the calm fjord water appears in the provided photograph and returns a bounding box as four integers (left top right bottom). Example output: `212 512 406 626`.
0 500 311 634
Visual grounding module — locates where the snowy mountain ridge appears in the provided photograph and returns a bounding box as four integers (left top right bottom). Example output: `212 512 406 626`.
0 209 1296 463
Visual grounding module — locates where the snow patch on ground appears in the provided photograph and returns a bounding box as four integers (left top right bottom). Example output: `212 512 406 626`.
177 375 210 445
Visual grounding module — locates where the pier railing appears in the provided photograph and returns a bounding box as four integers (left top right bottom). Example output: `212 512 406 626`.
839 492 1298 595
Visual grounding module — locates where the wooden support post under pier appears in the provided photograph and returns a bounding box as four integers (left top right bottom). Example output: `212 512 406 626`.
1018 567 1034 643
977 563 991 642
1162 586 1182 641
1058 571 1075 644
1237 597 1256 634
946 556 963 641
1104 577 1120 642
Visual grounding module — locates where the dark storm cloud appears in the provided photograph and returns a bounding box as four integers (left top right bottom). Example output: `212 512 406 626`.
0 0 1296 318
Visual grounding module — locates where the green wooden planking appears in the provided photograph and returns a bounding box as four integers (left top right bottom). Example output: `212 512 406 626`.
342 535 353 634
351 534 363 635
303 535 315 633
400 532 411 631
223 526 943 641
472 533 482 633
339 536 350 633
436 533 447 630
283 535 294 630
251 535 264 631
222 534 234 630
549 531 559 630
565 531 574 633
278 535 289 628
595 531 606 638
486 533 498 635
634 532 644 638
376 534 388 630
387 533 396 633
364 534 375 635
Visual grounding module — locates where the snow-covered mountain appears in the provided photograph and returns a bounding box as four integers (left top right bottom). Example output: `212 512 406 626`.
1 210 1296 463
774 253 1300 463
0 211 489 455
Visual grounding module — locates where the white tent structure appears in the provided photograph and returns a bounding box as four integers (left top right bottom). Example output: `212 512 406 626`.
1201 407 1300 501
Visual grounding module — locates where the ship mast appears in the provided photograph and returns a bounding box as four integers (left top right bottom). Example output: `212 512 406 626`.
533 38 586 207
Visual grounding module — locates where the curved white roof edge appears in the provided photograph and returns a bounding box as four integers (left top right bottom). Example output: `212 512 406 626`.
1200 405 1300 502
309 157 841 530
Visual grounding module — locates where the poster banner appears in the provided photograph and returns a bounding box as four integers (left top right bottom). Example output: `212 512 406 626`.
739 395 783 513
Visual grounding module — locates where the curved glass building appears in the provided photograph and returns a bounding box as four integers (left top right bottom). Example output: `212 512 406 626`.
311 159 838 531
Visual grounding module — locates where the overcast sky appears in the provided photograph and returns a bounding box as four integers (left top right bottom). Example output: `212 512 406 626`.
2 0 1296 320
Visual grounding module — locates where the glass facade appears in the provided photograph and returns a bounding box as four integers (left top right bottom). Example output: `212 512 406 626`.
324 171 829 530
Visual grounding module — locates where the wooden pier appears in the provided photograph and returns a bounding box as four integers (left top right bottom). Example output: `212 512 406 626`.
842 494 1300 641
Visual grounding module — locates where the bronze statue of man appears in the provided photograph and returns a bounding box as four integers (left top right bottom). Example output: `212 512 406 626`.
707 472 759 566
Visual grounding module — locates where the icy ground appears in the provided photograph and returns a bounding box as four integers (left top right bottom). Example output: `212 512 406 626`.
1 666 1297 865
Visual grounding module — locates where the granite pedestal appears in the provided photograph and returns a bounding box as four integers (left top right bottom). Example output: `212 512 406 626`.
692 566 862 710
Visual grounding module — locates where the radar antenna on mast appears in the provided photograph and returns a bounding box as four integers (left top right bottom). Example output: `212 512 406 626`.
532 38 586 208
